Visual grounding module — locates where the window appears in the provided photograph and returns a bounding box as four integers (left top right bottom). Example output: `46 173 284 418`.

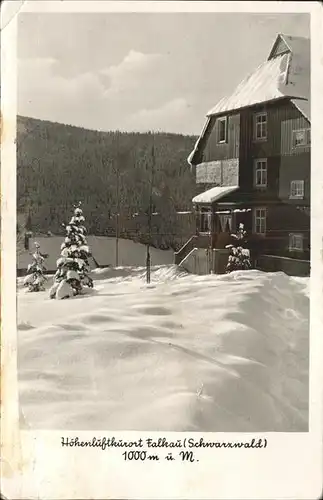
293 129 306 147
253 208 266 234
292 128 311 147
218 213 232 232
200 208 212 233
290 180 304 199
254 112 267 140
289 233 304 252
254 159 268 188
217 117 227 143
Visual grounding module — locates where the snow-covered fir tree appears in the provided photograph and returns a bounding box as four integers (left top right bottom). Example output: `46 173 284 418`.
49 203 93 299
23 242 47 292
225 223 252 273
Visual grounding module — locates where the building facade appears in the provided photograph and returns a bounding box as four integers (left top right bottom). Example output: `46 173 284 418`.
187 34 310 262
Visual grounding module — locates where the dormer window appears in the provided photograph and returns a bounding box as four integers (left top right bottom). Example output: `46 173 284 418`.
217 117 227 143
254 112 267 141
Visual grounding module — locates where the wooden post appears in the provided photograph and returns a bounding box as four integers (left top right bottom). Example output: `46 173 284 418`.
146 142 155 284
112 132 121 268
146 244 151 284
231 209 236 233
115 168 119 268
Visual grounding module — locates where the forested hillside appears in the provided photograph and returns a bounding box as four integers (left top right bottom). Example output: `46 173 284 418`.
17 116 197 250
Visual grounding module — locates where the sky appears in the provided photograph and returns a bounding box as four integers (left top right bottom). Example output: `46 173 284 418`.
17 12 310 135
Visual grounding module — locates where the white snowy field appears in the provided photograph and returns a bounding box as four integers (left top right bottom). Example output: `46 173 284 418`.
17 266 309 432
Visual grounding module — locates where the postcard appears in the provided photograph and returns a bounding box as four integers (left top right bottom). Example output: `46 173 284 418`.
1 1 322 498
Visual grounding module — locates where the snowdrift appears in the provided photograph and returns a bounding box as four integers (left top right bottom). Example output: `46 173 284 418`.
91 264 189 283
17 264 187 290
17 267 309 431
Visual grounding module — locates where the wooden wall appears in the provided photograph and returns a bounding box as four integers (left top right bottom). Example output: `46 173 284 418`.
267 204 310 233
238 99 310 200
202 114 240 161
281 117 310 155
239 100 310 157
254 203 310 258
191 99 311 257
279 153 310 202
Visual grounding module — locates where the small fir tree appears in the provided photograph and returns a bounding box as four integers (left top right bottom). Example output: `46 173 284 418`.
23 242 47 292
225 223 252 273
49 203 93 299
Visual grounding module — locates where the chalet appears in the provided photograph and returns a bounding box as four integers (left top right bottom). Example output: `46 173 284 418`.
177 34 310 273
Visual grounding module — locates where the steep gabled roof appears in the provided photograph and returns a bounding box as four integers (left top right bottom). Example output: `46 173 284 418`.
206 52 291 116
291 98 310 122
189 33 310 165
207 34 309 117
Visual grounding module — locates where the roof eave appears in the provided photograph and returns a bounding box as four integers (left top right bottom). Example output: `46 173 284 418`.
187 116 212 166
206 95 290 119
192 185 239 205
291 99 311 122
189 95 309 167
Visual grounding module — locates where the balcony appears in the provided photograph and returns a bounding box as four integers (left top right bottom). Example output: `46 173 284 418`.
196 159 239 186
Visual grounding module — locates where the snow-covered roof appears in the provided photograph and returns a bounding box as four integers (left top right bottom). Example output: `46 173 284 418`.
291 98 310 121
188 34 310 166
192 185 239 204
207 53 291 116
207 34 309 117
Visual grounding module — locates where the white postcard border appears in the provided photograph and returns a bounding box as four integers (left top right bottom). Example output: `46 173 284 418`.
1 2 323 499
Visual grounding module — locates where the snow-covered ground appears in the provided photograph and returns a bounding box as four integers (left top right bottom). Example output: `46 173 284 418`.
17 266 309 432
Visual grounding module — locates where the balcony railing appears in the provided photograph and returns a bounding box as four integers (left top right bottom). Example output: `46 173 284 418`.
196 159 239 186
174 234 213 265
